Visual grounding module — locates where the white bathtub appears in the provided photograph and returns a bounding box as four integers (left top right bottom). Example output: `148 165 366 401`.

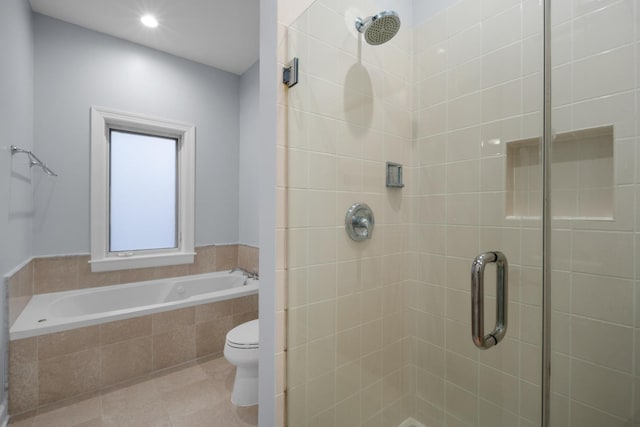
10 271 259 340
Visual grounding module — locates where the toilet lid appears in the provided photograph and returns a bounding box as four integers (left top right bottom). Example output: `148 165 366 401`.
226 319 259 348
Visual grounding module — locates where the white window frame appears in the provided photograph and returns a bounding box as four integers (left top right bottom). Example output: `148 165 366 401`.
90 106 195 272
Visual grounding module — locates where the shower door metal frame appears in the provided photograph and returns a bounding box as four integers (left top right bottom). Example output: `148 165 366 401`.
542 0 552 425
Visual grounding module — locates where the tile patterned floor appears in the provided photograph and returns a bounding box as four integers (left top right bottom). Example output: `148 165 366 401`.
9 357 258 427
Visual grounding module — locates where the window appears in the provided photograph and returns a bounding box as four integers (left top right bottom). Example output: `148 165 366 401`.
90 107 195 272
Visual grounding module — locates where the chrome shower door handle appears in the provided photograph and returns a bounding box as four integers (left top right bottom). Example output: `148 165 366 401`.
471 251 508 350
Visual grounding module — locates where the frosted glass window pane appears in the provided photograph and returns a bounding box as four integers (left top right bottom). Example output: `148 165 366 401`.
109 130 177 252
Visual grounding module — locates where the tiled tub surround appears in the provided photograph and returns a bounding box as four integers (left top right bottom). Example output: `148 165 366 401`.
7 244 259 327
5 244 259 417
8 295 259 416
11 271 258 340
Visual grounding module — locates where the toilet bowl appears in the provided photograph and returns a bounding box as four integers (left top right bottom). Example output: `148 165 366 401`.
224 319 259 406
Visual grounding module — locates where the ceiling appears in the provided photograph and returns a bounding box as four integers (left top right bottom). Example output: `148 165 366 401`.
29 0 259 75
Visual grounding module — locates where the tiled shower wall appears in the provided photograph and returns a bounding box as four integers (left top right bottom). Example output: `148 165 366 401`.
410 0 640 426
283 1 414 425
548 0 640 425
281 0 639 426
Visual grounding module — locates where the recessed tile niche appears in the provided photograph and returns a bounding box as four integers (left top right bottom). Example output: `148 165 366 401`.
506 125 614 220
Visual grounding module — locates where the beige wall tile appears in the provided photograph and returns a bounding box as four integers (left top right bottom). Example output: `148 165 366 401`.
17 260 34 297
9 296 31 328
238 245 259 274
152 307 195 334
10 338 37 365
233 312 258 328
112 263 186 284
101 315 152 345
571 399 629 427
572 231 634 278
215 245 238 271
478 365 519 415
571 316 633 373
8 261 34 299
76 255 120 288
306 336 334 380
101 336 153 387
306 300 335 342
38 348 101 405
7 269 21 300
195 316 234 358
118 267 158 284
152 264 188 280
32 396 101 427
232 294 258 315
37 326 100 360
306 371 335 418
195 300 233 323
188 245 217 275
152 325 196 370
9 338 38 415
571 358 632 419
33 256 78 294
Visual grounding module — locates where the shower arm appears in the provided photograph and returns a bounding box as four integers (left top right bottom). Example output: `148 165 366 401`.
10 145 58 176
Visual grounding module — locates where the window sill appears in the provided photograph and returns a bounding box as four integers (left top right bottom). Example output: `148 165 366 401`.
90 252 195 272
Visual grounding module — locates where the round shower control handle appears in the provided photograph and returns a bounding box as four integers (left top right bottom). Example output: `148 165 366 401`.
345 203 375 241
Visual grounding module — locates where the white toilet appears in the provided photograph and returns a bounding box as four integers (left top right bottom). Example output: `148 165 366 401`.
224 319 259 406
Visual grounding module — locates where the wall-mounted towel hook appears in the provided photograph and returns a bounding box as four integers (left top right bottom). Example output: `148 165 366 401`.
10 145 58 176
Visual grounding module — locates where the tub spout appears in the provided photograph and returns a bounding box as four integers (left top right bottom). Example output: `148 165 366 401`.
230 267 259 280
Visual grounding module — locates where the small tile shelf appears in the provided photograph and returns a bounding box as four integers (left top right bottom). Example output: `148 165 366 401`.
506 125 614 220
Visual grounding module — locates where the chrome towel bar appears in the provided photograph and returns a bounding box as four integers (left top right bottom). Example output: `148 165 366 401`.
10 145 58 176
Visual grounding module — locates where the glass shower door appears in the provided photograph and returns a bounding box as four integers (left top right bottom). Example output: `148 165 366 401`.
411 1 544 426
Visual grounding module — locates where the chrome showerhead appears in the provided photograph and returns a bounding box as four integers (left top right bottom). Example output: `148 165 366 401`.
355 10 401 45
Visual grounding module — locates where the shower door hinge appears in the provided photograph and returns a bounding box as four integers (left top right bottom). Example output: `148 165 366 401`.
282 57 299 88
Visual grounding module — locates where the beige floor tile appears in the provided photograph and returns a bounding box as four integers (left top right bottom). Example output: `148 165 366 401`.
199 357 234 375
71 418 104 427
33 396 101 427
170 400 240 427
199 358 237 392
9 356 256 427
152 364 207 394
101 381 170 427
159 377 229 418
8 417 35 427
235 405 259 427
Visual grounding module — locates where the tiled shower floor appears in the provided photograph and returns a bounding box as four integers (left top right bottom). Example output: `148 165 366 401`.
8 357 258 427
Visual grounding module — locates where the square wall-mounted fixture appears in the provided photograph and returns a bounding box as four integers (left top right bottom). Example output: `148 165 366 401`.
386 162 404 188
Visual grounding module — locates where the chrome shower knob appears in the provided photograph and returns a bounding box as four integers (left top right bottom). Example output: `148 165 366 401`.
345 203 375 241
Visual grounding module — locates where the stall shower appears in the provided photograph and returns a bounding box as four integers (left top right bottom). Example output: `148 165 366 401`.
282 0 639 426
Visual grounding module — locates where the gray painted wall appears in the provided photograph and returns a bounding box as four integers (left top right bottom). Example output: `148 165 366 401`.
33 14 242 256
238 61 260 247
0 0 34 276
0 1 34 421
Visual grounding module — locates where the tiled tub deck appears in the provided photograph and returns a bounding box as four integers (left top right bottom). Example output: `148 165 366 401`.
9 292 258 417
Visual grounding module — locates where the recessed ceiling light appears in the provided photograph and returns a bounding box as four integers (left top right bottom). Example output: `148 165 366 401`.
141 15 158 28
